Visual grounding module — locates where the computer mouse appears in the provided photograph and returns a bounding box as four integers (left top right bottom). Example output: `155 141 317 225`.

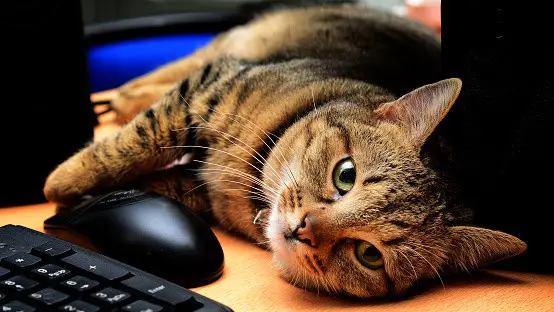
44 189 224 288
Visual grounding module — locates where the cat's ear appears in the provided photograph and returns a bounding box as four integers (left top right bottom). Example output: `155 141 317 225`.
374 78 462 147
447 226 527 272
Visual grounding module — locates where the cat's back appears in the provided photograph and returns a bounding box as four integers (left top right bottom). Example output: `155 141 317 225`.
219 4 442 95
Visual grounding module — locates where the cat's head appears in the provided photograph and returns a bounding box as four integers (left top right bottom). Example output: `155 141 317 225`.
263 78 526 298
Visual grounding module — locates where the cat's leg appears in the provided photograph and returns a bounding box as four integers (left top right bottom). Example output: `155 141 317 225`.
44 86 197 205
112 19 278 121
112 83 176 123
112 35 227 121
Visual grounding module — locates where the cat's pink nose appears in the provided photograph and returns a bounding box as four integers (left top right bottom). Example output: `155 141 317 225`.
293 215 317 247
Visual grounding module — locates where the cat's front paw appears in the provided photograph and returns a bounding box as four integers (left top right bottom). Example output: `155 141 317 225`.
43 148 103 205
43 165 87 205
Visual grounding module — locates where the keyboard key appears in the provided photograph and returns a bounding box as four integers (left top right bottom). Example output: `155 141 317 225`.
62 253 129 281
31 264 71 280
1 253 41 268
90 287 130 306
121 276 201 309
0 267 9 278
60 276 100 293
0 243 9 259
0 300 36 312
0 242 28 260
28 288 69 306
122 300 163 312
32 241 72 258
0 275 38 292
0 292 4 301
58 300 100 312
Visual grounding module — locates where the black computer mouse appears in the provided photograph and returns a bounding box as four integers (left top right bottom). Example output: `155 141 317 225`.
44 189 224 288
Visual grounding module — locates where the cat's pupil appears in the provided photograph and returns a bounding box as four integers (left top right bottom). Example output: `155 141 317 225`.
363 245 381 262
339 167 355 184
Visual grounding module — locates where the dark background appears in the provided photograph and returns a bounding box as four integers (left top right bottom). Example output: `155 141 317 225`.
441 0 553 271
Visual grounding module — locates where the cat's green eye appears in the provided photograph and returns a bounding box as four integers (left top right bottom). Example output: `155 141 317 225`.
332 158 356 195
355 241 384 269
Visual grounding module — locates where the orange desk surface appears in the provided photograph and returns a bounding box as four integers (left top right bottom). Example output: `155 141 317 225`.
1 91 553 312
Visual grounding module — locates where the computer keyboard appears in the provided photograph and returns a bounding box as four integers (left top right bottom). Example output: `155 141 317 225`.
0 225 232 312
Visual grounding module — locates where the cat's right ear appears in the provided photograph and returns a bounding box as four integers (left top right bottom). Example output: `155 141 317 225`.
373 78 462 147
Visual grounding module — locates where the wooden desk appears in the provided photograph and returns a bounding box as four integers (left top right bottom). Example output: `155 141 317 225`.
1 92 553 312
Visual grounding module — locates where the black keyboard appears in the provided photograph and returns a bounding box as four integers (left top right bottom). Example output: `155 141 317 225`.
0 225 232 312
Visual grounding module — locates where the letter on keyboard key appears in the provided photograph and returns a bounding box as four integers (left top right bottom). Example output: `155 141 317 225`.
122 300 163 312
61 253 129 281
28 288 69 306
59 300 100 312
1 253 42 268
121 276 201 309
91 287 130 305
1 300 36 312
32 241 72 258
1 275 39 292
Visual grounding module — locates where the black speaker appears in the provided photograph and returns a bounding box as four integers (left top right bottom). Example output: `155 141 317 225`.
0 1 96 207
441 0 554 270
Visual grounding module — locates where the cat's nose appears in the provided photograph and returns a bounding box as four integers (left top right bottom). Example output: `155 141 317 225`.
292 215 317 247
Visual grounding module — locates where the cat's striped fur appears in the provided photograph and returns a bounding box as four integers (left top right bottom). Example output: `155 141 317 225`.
45 5 526 298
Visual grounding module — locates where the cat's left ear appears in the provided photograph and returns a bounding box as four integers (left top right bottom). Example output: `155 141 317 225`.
447 226 527 272
374 78 462 147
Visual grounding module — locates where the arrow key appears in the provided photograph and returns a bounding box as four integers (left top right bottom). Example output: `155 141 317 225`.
0 276 38 293
60 276 99 293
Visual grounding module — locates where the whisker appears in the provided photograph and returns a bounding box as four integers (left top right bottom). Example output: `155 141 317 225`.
396 248 418 280
405 246 445 290
191 159 279 194
179 178 270 198
177 94 286 188
404 241 448 254
173 125 284 185
190 166 279 195
160 145 282 187
216 111 298 189
176 92 290 189
177 81 297 190
311 86 317 110
215 188 273 202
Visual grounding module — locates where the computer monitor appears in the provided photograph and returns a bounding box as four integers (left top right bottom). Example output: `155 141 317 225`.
1 1 96 206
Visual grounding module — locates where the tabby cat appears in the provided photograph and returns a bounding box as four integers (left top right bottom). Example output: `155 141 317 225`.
44 5 526 298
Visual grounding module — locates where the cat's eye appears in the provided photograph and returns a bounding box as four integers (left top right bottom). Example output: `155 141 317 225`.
355 241 384 269
332 158 356 195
